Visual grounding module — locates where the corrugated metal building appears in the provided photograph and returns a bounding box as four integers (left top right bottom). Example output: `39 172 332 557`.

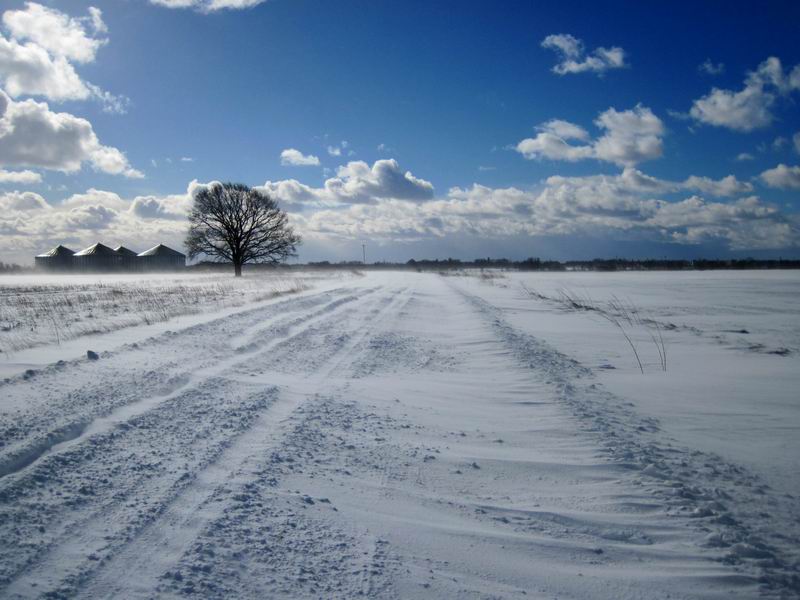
114 245 140 271
73 243 121 272
35 245 76 272
35 242 186 272
136 244 186 271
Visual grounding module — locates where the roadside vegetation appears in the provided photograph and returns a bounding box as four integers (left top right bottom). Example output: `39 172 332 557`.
520 284 668 373
0 274 315 354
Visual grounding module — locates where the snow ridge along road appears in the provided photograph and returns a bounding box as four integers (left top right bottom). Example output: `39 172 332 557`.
0 272 796 598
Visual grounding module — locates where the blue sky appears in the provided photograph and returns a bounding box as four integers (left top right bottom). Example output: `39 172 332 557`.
1 1 799 264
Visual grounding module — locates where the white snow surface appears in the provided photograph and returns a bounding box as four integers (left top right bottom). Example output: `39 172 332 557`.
0 270 798 598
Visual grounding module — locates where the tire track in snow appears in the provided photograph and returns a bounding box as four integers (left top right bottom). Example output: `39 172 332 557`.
0 286 353 465
113 286 414 599
0 288 386 598
68 285 413 599
448 279 800 597
0 287 376 484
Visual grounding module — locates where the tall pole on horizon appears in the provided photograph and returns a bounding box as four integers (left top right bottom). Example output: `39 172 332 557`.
362 243 366 265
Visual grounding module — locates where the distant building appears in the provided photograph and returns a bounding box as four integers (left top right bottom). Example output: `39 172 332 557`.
73 243 122 272
34 245 75 272
137 244 187 271
114 245 139 271
35 242 186 273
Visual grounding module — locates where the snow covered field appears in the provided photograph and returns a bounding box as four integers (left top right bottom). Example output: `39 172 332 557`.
0 271 334 355
0 270 798 598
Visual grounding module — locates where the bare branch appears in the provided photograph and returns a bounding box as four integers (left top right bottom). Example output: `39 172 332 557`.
185 182 301 276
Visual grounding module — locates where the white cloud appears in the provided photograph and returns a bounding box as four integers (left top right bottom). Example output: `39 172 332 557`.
760 164 800 190
793 132 800 155
325 159 434 203
690 85 771 132
689 56 800 132
0 168 40 184
592 105 664 166
698 59 724 75
0 3 128 114
280 148 320 167
130 192 191 219
60 188 129 211
0 34 89 100
2 3 107 63
255 159 792 252
85 83 130 115
736 152 755 161
537 119 590 141
88 8 107 35
258 178 323 208
0 4 127 113
0 189 47 211
541 33 626 76
0 91 143 177
545 168 752 199
263 158 434 207
516 105 664 167
2 163 796 265
515 123 594 162
287 180 794 251
326 140 349 157
682 174 754 197
150 0 268 11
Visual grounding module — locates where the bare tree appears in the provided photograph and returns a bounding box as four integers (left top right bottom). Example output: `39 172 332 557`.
186 182 300 277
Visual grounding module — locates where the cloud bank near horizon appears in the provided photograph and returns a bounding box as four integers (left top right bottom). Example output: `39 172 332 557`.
2 157 797 265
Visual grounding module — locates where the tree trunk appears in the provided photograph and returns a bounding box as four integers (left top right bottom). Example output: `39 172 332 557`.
234 261 242 277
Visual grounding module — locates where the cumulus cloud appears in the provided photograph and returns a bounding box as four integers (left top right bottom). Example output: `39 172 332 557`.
0 91 143 177
2 161 796 264
689 56 800 132
544 168 752 200
683 174 754 197
326 159 434 203
150 0 268 11
253 159 794 253
0 168 40 184
280 148 320 167
593 105 664 166
516 105 664 167
60 188 129 211
262 158 434 207
736 152 755 162
0 35 89 100
0 4 126 112
3 3 107 63
130 192 191 220
541 33 626 76
760 164 800 190
0 189 47 211
288 180 794 251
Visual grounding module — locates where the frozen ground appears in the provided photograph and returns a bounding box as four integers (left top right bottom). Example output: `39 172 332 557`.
0 270 797 598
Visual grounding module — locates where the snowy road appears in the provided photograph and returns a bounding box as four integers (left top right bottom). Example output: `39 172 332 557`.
0 272 797 598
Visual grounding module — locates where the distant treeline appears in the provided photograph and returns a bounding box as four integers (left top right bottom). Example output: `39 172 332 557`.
190 257 800 272
5 257 800 275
